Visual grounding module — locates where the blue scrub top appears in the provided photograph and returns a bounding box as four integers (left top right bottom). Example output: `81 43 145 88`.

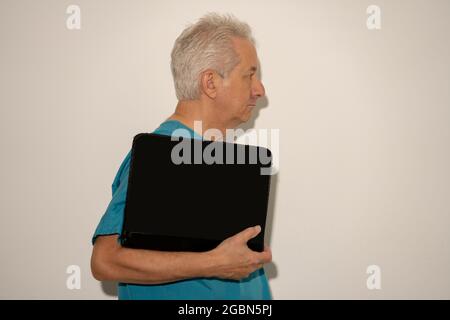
92 120 272 300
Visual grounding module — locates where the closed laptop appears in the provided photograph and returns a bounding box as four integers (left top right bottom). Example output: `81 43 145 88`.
120 132 272 252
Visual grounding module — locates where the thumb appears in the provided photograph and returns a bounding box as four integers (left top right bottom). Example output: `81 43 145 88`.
238 225 261 242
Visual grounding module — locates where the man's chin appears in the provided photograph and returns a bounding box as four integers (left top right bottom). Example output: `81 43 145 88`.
239 112 253 124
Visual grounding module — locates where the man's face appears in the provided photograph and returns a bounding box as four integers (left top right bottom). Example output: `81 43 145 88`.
215 37 266 126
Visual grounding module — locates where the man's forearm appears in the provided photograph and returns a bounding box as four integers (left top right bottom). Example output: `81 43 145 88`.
91 236 220 285
113 246 219 284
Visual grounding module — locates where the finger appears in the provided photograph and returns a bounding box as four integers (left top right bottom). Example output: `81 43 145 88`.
251 261 264 271
237 225 261 242
257 250 272 264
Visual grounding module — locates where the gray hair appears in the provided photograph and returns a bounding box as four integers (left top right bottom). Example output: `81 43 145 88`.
170 13 255 101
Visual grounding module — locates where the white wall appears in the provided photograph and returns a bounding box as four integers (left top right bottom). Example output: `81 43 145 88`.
1 0 449 299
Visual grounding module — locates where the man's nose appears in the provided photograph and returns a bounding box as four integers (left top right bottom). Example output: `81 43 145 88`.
253 79 266 98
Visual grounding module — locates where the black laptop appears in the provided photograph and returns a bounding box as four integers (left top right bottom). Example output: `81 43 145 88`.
120 132 272 252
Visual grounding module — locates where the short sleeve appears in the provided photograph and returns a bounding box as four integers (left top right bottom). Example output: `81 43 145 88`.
92 150 132 245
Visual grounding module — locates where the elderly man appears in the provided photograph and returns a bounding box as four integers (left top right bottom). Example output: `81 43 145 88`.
91 13 272 300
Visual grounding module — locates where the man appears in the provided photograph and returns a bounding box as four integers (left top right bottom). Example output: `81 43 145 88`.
90 13 272 300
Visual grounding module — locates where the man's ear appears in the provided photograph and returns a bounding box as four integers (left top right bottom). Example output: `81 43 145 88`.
199 70 220 99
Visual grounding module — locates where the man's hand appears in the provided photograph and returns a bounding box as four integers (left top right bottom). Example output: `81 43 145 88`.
208 225 272 281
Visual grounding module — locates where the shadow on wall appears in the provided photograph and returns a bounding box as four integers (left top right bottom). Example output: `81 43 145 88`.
237 94 279 283
102 281 118 297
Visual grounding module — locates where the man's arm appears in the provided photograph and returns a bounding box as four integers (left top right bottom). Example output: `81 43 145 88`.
91 225 272 285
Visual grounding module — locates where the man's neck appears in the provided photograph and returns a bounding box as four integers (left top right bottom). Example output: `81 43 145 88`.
166 100 236 139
